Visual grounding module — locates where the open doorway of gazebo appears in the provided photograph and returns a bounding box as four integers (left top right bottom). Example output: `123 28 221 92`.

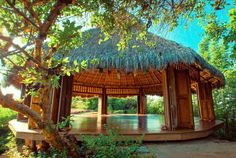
70 96 99 115
70 95 166 115
69 94 167 133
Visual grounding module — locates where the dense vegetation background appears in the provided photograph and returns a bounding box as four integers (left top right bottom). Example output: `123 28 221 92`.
198 4 236 139
0 0 235 157
71 96 165 115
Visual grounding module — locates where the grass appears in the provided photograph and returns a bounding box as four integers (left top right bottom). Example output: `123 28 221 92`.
0 105 17 128
0 105 18 156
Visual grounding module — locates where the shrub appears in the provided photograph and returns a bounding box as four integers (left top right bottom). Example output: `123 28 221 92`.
147 97 164 114
0 105 17 128
80 128 142 158
36 148 69 158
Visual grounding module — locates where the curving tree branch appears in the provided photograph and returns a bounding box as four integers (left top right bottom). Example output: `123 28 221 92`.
0 34 47 71
4 0 39 29
0 89 44 128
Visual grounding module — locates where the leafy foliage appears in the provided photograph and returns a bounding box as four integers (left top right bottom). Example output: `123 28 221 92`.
58 115 74 130
0 0 234 155
108 97 137 114
0 105 16 128
199 2 236 140
147 97 164 114
80 128 142 158
0 105 18 155
72 96 98 111
36 148 69 158
72 96 165 114
28 128 142 158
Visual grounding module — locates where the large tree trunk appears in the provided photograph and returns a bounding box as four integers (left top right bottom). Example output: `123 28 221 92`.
0 1 80 157
39 84 80 157
0 86 80 157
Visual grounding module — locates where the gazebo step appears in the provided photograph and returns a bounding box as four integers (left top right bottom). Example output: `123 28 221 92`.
9 116 224 142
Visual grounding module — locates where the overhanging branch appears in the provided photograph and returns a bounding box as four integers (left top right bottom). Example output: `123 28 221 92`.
5 0 39 29
0 89 44 128
0 34 48 71
22 0 42 26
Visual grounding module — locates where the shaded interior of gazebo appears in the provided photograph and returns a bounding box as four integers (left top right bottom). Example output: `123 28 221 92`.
51 63 221 130
11 29 225 141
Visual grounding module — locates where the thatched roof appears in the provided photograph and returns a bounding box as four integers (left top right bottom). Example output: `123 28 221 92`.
58 28 225 87
7 28 225 92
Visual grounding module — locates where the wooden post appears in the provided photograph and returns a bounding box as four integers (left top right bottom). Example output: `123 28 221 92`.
162 66 194 130
98 88 107 115
58 76 73 122
175 68 194 129
28 96 41 129
137 88 147 114
51 88 60 123
162 66 177 130
17 84 31 121
197 82 215 121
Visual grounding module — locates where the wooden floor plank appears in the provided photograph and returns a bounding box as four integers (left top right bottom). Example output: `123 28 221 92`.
8 114 224 141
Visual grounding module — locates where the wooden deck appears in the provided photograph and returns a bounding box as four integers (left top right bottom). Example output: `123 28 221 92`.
9 114 224 141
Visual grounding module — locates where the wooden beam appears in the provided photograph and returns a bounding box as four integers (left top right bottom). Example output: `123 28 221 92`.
51 87 60 123
73 81 162 89
150 70 161 83
162 66 176 130
57 76 73 122
17 84 31 121
175 69 194 129
137 88 147 114
197 82 215 121
162 66 194 130
28 96 41 129
98 88 107 115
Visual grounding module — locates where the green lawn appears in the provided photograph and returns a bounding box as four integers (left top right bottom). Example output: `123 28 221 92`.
0 105 17 156
0 105 17 128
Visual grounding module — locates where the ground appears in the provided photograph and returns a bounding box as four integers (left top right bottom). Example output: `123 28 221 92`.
1 107 236 157
145 136 236 158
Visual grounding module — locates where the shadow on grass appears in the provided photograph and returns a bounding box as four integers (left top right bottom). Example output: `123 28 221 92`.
0 106 20 156
0 127 14 154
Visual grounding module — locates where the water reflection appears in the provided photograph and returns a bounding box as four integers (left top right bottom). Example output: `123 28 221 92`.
71 113 165 133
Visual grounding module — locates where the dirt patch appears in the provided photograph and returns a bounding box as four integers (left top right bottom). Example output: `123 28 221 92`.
145 137 236 158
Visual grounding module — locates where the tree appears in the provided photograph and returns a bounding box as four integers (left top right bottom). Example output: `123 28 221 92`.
0 0 229 156
199 1 236 139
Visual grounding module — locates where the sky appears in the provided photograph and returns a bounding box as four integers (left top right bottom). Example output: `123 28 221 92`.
150 3 231 52
0 3 231 99
149 20 204 52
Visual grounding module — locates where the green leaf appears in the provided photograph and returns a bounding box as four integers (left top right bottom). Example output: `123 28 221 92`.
66 71 71 76
63 57 69 63
81 60 87 69
51 75 60 88
73 60 78 66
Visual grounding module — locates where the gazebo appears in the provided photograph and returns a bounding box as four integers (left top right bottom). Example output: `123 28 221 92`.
9 29 225 141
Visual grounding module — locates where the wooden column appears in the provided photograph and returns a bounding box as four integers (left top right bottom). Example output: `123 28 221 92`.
162 66 194 130
197 82 215 121
98 88 107 115
28 96 41 129
57 76 73 122
51 88 61 123
162 66 177 130
17 84 31 121
175 68 194 129
137 88 147 114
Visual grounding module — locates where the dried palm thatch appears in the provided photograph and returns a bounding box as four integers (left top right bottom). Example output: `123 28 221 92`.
6 28 225 90
58 28 224 86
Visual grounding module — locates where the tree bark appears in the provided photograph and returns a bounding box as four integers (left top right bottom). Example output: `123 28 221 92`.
0 87 80 157
1 0 81 157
